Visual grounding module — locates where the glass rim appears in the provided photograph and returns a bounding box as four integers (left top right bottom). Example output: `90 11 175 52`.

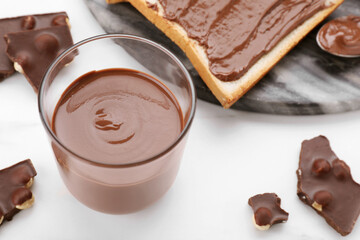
38 33 197 168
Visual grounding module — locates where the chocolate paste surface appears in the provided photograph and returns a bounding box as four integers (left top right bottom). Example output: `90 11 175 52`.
157 0 327 81
52 68 183 165
318 15 360 56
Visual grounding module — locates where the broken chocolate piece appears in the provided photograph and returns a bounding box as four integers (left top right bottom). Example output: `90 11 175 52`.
248 193 289 231
297 136 360 236
0 12 68 79
0 160 37 226
5 25 76 92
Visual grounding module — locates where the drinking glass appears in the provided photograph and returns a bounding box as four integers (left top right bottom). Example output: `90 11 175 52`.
38 34 196 214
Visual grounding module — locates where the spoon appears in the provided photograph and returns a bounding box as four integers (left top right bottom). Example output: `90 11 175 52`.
316 15 360 58
316 32 360 58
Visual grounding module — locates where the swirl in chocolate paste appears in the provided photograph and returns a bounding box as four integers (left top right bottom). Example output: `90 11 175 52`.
52 68 184 165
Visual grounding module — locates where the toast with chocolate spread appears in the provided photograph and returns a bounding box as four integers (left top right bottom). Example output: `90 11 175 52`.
106 0 343 108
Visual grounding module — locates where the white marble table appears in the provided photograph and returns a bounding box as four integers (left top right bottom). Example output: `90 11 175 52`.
1 1 360 239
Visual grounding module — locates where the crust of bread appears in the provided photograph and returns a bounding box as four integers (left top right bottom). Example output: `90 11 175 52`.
106 0 344 108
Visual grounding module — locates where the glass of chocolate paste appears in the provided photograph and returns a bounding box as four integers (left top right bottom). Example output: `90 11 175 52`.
38 34 196 214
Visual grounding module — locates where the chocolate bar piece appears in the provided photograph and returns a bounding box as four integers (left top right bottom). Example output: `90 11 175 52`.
0 12 68 79
0 159 37 226
248 193 289 230
5 25 76 92
297 136 360 236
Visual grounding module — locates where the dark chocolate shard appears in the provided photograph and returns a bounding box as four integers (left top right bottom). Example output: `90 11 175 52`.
0 160 37 226
0 12 68 79
248 193 289 230
5 25 76 92
297 135 360 236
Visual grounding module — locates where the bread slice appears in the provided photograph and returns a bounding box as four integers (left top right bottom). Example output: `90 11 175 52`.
106 0 344 108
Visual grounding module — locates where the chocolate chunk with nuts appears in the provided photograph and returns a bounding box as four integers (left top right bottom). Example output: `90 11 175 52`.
0 12 68 79
5 25 76 92
297 135 360 236
0 160 37 226
248 193 289 231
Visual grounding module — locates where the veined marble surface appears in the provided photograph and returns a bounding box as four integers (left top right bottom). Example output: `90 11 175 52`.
1 1 360 240
86 0 360 115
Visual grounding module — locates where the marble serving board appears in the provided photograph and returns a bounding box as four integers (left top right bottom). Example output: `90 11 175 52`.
85 0 360 115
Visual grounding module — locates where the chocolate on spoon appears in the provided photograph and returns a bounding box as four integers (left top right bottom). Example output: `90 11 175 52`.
317 15 360 58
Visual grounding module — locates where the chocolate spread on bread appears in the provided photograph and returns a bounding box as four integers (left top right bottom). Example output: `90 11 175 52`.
318 15 360 56
156 0 329 81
